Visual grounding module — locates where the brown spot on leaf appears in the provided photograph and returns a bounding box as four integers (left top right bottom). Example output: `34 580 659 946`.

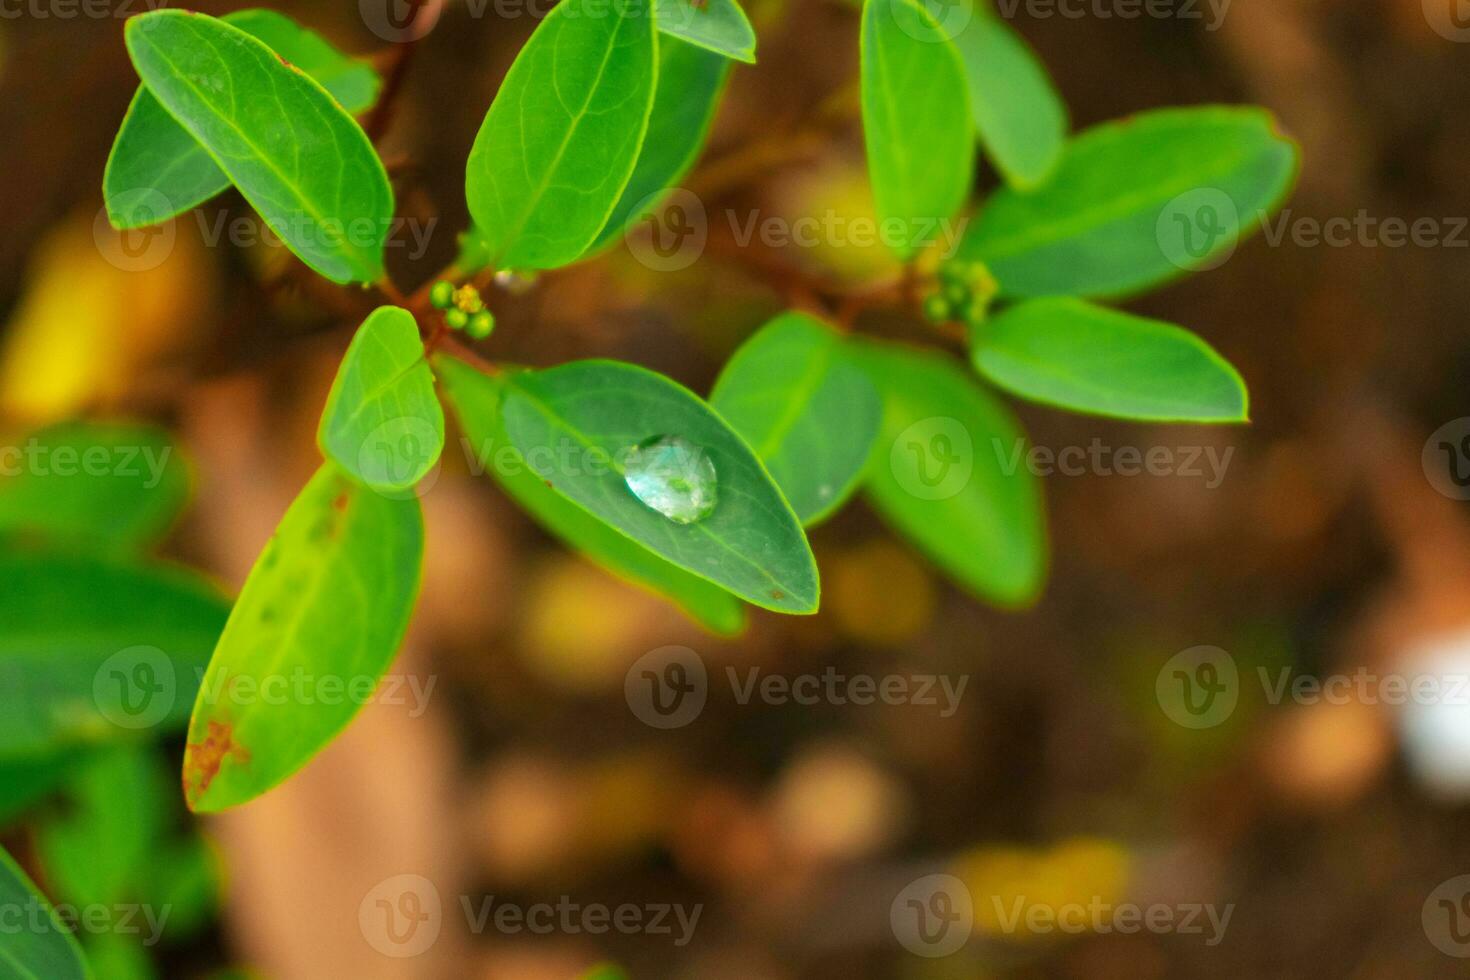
183 719 250 811
770 589 785 600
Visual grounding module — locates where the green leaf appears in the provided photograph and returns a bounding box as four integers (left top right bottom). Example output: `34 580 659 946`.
589 36 729 252
0 754 84 826
318 307 444 493
710 312 881 524
860 0 973 260
183 464 424 813
124 10 393 284
973 297 1248 422
141 837 218 941
851 340 1046 606
498 360 819 613
951 12 1065 188
465 0 657 271
0 844 89 980
436 356 746 634
0 551 230 762
653 0 756 63
83 936 154 980
0 423 190 553
37 746 169 908
105 9 381 230
956 106 1299 299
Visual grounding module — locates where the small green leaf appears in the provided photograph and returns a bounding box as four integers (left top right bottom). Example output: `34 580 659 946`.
0 551 229 761
436 356 746 634
37 746 169 908
105 9 381 230
183 464 423 812
653 0 756 63
972 297 1248 422
499 360 819 613
589 36 729 252
318 306 444 493
0 844 89 980
951 12 1065 188
860 0 973 260
710 312 881 524
0 422 190 553
465 0 657 270
851 340 1046 606
956 106 1299 299
124 10 394 283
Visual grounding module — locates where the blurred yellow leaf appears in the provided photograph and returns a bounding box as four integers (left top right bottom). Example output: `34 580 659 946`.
1 211 209 423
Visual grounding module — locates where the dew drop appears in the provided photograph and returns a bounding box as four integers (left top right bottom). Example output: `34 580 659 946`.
623 435 717 524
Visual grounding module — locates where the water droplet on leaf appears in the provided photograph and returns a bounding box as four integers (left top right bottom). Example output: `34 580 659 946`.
623 435 717 524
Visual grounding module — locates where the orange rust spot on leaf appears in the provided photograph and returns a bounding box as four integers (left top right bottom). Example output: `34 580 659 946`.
184 719 250 810
770 589 785 600
332 491 350 512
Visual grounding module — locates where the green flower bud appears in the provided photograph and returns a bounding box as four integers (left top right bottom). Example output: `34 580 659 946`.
922 293 953 324
445 308 469 331
466 309 495 340
429 281 454 309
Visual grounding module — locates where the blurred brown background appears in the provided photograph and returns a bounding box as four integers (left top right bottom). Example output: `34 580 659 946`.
7 0 1470 976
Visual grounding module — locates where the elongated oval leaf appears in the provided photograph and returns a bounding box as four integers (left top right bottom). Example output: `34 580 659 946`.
589 36 729 252
710 312 881 524
951 12 1065 189
436 356 746 634
183 464 423 812
860 0 973 260
318 306 444 492
0 422 190 552
499 360 819 613
0 550 229 761
105 9 381 230
654 0 756 63
956 106 1299 299
0 845 89 980
465 0 657 271
124 10 393 284
973 297 1248 422
851 340 1046 606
